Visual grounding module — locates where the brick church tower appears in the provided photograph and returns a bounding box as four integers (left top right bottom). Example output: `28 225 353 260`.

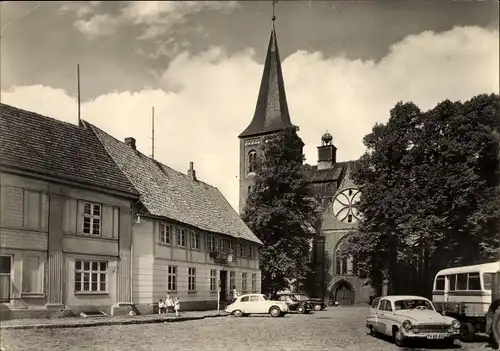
238 19 297 213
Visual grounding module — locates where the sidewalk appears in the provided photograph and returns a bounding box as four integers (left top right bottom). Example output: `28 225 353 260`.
0 310 229 330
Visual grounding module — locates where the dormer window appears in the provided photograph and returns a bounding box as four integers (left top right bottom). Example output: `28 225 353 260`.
248 150 257 174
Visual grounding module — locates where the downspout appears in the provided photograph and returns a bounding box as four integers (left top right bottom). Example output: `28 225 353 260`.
130 210 134 305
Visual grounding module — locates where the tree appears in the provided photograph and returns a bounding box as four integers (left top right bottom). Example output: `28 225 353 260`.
342 94 500 296
241 126 323 294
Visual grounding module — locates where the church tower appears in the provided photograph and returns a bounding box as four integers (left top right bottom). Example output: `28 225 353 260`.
238 14 295 213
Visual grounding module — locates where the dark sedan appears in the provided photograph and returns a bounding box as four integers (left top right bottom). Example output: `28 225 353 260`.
294 293 327 311
275 293 314 314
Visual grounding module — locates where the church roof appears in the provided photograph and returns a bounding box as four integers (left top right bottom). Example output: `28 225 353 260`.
91 124 263 245
0 103 139 197
239 25 293 138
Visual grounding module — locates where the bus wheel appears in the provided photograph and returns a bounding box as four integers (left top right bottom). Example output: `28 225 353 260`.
460 322 475 342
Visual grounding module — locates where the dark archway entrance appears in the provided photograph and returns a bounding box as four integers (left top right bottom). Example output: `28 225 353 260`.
332 281 354 306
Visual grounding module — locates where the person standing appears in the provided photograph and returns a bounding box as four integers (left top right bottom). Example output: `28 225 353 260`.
231 286 239 303
165 294 174 316
174 297 180 317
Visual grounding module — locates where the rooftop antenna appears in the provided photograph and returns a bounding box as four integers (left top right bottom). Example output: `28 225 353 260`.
77 63 81 126
272 0 277 23
151 106 155 159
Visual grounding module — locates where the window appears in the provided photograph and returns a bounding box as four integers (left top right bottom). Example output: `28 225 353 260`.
371 298 380 309
248 150 257 173
229 271 235 290
74 260 107 293
219 238 227 253
483 273 493 290
468 273 481 291
188 268 196 291
248 185 252 193
159 223 171 244
229 240 234 253
22 255 42 294
249 295 260 302
240 296 249 302
435 276 445 290
82 202 101 236
456 273 468 290
448 275 456 291
248 245 253 258
210 269 217 291
251 273 257 292
240 243 246 257
208 235 217 252
168 266 177 291
191 231 200 250
176 228 186 247
242 272 247 292
0 255 12 302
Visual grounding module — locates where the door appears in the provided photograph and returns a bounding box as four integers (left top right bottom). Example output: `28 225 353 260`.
0 255 12 302
335 282 354 305
376 299 391 335
219 270 227 302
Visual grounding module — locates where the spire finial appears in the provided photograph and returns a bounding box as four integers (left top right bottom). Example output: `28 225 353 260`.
272 1 277 22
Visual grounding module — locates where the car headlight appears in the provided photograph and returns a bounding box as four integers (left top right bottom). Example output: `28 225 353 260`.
452 320 460 329
402 320 412 331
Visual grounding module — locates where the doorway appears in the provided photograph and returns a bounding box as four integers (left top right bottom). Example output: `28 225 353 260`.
333 281 354 305
219 270 227 302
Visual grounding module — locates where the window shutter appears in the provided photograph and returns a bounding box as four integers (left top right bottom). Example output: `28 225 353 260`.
77 200 84 234
112 207 119 239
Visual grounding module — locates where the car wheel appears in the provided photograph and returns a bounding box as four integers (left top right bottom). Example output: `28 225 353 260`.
269 306 281 317
297 306 306 314
233 309 243 317
314 304 322 311
393 328 405 347
460 322 475 342
369 325 378 337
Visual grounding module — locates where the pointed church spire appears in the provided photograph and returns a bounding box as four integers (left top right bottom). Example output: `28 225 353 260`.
239 2 292 138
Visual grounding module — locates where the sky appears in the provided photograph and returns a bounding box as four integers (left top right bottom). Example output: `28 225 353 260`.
1 1 499 213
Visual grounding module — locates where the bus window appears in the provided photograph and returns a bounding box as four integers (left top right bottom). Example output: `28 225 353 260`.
448 275 456 291
483 273 493 290
435 276 445 290
457 273 468 290
467 272 481 290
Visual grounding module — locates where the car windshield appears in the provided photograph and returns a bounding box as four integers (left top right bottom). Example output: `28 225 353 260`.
294 294 309 301
394 299 434 311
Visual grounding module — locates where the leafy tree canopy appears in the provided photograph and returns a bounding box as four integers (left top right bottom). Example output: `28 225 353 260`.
241 126 323 294
342 94 500 295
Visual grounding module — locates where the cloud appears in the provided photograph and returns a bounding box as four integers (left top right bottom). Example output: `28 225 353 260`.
1 26 499 212
59 1 239 42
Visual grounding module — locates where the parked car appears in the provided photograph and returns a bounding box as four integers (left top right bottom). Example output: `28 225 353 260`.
225 293 289 317
366 295 461 347
294 293 327 311
275 293 314 314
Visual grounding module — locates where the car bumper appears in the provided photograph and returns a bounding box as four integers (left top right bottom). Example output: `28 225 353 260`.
401 331 460 340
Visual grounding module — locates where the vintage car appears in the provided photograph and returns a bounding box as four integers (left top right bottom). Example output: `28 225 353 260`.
293 293 327 311
225 293 289 317
366 295 461 347
275 293 314 314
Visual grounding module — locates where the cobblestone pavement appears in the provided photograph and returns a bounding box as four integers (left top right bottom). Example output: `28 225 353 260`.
0 307 493 351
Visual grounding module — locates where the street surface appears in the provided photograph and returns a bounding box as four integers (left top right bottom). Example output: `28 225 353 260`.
0 307 492 351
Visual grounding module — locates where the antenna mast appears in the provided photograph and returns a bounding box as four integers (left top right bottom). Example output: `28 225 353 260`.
77 63 81 126
151 106 155 159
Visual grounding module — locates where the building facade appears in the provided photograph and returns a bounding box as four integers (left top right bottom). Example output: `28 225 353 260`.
237 23 373 305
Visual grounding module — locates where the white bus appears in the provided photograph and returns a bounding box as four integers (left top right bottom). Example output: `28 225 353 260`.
432 260 500 341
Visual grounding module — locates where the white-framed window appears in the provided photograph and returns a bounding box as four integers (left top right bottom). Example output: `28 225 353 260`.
82 202 102 236
248 245 253 258
188 267 196 291
251 273 257 292
242 272 248 292
208 235 217 252
229 240 234 253
74 260 107 293
176 228 186 247
22 255 43 294
210 269 217 291
219 238 230 253
159 223 171 244
239 243 246 257
229 271 235 290
248 150 257 173
0 255 12 302
191 231 200 250
168 265 177 291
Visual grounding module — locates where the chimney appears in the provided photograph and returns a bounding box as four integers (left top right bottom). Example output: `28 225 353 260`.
317 132 336 170
124 137 136 150
187 162 197 181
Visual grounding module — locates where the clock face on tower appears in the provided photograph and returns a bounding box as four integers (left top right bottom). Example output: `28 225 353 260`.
332 187 361 224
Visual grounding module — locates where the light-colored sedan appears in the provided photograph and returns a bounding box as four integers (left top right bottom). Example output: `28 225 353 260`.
366 295 460 347
225 293 289 317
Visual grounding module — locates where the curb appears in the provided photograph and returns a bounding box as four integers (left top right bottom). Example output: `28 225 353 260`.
1 313 228 331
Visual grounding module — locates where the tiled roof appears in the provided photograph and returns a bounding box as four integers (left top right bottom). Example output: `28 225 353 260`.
308 162 347 183
90 124 262 245
239 26 292 138
0 103 139 196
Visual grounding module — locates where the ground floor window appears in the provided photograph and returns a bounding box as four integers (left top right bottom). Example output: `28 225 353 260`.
0 255 12 302
251 273 257 292
168 266 177 291
229 271 235 289
74 260 108 293
242 272 247 292
210 269 217 291
22 255 43 294
188 267 196 291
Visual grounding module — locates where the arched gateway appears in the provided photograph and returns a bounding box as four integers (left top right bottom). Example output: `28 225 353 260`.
330 280 355 306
